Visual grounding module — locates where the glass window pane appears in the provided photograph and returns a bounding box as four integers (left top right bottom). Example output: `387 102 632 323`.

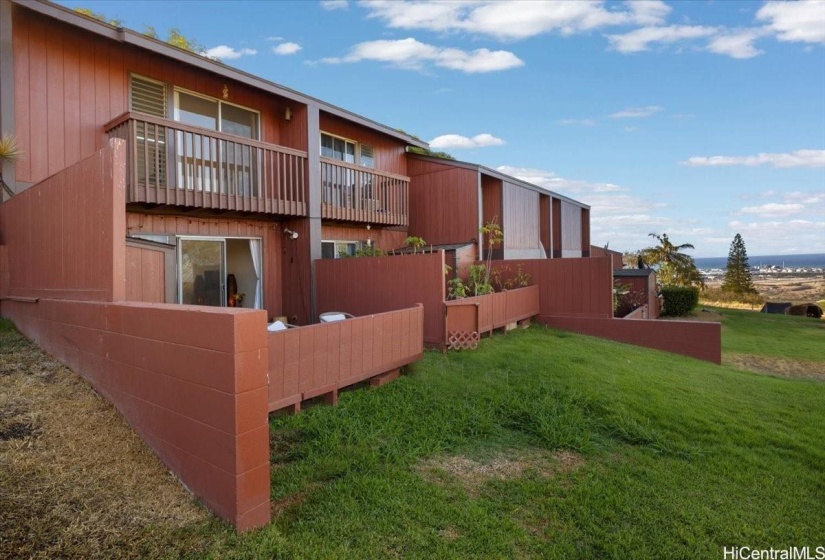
333 137 345 160
221 103 258 139
322 241 335 259
321 134 334 159
336 241 356 257
180 239 224 306
360 144 375 168
176 92 218 130
345 142 355 164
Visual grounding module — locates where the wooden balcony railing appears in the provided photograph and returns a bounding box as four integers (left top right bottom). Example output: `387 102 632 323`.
106 112 307 216
320 158 409 226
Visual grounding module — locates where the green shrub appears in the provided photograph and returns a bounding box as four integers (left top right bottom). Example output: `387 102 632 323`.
661 286 699 316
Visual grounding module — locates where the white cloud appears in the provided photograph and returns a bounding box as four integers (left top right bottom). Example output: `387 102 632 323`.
609 105 663 118
497 164 680 251
726 219 825 254
320 38 524 73
321 0 349 10
496 165 624 194
559 118 596 127
785 191 825 205
681 149 825 168
360 0 671 40
757 0 825 44
266 36 284 42
607 25 718 53
273 42 302 55
430 133 505 149
203 45 257 60
738 203 805 217
707 29 766 59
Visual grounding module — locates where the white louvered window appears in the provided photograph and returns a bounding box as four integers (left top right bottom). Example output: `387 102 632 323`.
130 75 168 187
130 75 167 117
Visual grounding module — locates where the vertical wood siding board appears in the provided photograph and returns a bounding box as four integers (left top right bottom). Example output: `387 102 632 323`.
94 38 110 152
63 28 81 169
28 17 48 180
13 10 31 180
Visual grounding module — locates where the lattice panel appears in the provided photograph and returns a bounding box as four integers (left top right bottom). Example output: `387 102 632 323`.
447 331 480 351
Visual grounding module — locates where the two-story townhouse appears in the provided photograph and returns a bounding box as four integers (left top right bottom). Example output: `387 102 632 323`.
0 0 425 324
407 154 591 263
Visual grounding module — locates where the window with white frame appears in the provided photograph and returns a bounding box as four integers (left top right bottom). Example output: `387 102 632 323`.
321 240 362 259
320 132 374 168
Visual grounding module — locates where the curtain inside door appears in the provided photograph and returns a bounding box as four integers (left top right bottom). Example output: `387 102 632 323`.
249 239 262 309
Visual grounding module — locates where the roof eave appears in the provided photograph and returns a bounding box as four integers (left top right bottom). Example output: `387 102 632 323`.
13 0 428 148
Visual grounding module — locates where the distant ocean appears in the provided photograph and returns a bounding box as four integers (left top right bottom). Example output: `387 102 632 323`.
694 253 825 270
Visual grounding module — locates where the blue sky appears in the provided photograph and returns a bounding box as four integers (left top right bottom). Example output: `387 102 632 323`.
62 0 825 257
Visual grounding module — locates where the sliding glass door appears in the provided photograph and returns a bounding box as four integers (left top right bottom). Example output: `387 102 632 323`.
179 238 225 307
177 237 263 309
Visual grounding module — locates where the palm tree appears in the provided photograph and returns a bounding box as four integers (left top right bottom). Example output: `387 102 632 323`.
0 133 23 199
641 233 704 287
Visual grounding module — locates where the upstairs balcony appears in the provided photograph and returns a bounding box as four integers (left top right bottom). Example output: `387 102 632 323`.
320 158 409 226
106 112 307 216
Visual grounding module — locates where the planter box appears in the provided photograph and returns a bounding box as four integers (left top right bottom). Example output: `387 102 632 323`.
444 285 539 346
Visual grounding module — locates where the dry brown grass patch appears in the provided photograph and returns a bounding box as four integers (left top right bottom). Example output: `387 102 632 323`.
725 353 825 381
416 449 584 497
0 323 209 560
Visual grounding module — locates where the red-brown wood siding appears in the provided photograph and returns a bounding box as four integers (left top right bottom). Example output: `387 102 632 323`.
125 245 166 303
12 7 306 184
279 217 312 325
551 198 561 257
407 158 479 246
481 175 502 257
321 224 408 252
125 212 283 319
319 112 408 176
503 182 540 251
540 194 551 256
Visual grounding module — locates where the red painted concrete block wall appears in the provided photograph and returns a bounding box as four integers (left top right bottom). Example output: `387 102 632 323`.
2 300 272 531
0 143 271 531
0 139 126 302
540 315 722 364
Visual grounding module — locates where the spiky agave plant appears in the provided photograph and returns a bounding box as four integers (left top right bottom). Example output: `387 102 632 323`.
0 133 23 198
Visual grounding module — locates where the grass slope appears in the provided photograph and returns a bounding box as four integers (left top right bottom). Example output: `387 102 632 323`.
3 313 823 559
714 306 824 360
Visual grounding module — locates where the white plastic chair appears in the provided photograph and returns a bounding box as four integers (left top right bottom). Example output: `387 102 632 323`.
267 320 297 332
319 312 355 323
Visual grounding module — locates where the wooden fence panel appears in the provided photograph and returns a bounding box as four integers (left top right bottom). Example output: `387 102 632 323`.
267 305 424 412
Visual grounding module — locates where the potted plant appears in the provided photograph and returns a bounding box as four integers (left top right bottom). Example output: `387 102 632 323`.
0 133 23 199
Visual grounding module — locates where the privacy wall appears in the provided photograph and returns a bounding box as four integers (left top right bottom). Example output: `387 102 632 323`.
0 139 126 301
315 252 446 346
0 141 271 531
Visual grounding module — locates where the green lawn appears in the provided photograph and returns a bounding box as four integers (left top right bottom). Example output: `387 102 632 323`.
185 317 824 559
712 306 824 360
5 311 823 559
